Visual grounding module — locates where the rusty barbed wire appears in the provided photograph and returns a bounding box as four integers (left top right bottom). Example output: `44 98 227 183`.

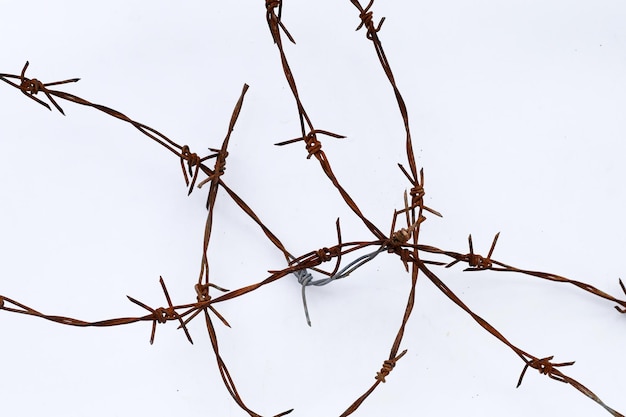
445 232 501 270
0 2 624 417
418 262 625 417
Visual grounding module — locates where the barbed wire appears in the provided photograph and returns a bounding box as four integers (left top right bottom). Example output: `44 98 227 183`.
1 1 624 416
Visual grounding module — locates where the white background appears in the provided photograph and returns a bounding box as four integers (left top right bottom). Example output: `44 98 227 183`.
1 1 626 416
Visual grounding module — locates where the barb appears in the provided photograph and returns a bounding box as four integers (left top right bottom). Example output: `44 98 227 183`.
126 276 193 344
354 0 386 40
275 129 346 161
419 261 624 417
516 355 575 387
445 232 500 270
179 283 230 330
180 145 219 195
2 62 200 158
349 0 420 189
266 0 386 241
375 349 407 383
0 278 194 344
184 83 285 417
397 165 442 219
0 61 80 115
275 126 385 239
265 0 295 44
517 355 624 417
383 190 424 271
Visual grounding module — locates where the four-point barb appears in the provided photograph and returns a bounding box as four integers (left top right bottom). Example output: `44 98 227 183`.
446 232 500 270
0 61 80 115
126 277 193 345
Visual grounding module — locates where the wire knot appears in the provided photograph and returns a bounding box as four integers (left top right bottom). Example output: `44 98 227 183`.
19 62 45 95
517 355 575 387
355 0 386 40
293 268 314 286
180 145 200 167
19 77 45 95
275 129 345 160
375 350 407 383
315 247 334 262
304 131 322 159
265 0 295 44
390 228 411 247
446 233 500 270
468 253 491 269
265 0 279 9
196 149 228 189
397 166 442 219
532 357 555 375
410 184 425 201
153 306 176 324
387 218 423 252
180 145 201 194
195 283 211 302
10 61 80 115
126 277 194 345
214 151 227 175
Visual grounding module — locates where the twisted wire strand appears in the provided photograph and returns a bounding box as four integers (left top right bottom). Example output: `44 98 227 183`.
294 246 386 326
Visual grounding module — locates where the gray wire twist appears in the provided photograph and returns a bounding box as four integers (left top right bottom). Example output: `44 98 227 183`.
293 246 386 326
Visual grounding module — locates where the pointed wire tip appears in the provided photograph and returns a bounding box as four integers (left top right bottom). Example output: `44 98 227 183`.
305 302 312 327
615 279 626 312
274 137 301 146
